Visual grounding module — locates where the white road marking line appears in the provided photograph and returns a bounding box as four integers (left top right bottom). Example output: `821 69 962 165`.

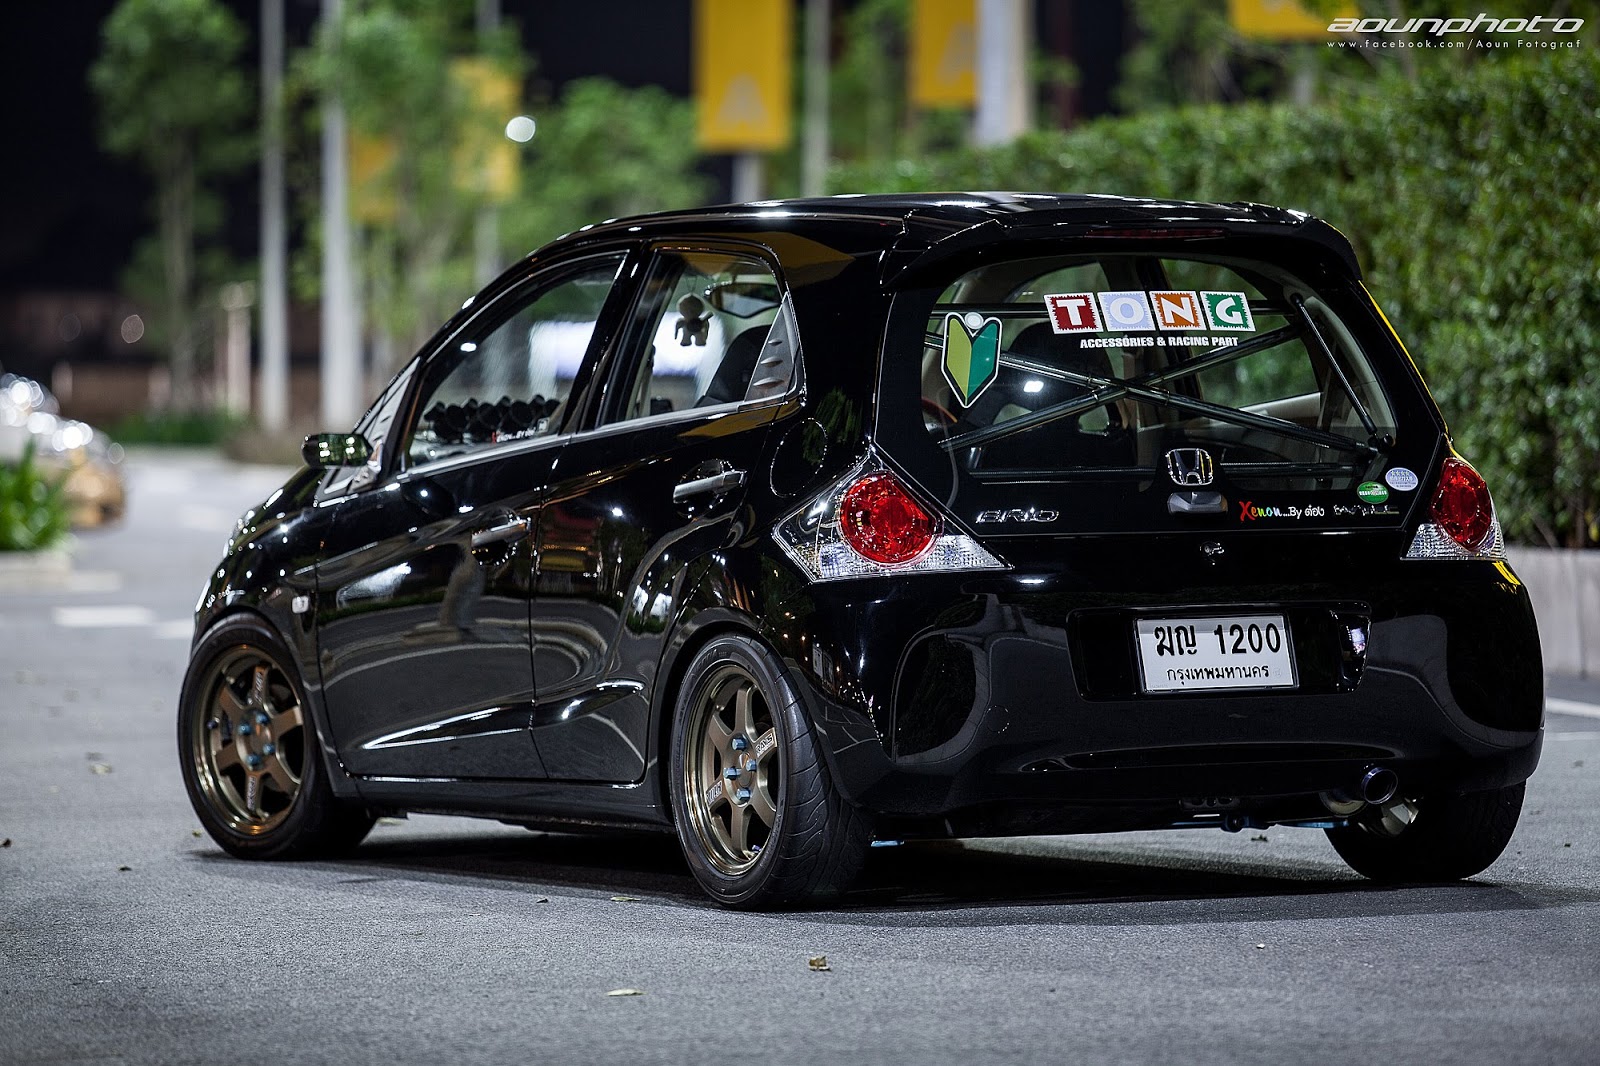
1548 697 1600 720
154 620 193 640
61 571 124 594
53 605 155 628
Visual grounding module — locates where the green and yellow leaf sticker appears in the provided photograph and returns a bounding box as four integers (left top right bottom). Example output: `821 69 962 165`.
942 312 1002 407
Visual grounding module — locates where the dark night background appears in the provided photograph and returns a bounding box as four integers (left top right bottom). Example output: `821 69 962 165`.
0 1 1125 396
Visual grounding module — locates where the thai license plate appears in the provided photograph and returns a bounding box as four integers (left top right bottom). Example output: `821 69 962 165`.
1134 614 1297 693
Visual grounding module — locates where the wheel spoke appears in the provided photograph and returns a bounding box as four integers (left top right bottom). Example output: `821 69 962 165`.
700 735 722 801
250 664 270 708
749 777 777 827
211 737 242 772
262 749 301 793
243 771 265 816
271 698 303 734
727 798 751 855
733 684 755 740
214 685 248 719
753 727 778 764
704 706 733 744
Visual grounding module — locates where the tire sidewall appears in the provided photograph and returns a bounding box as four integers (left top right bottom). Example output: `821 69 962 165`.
668 633 809 907
178 613 330 859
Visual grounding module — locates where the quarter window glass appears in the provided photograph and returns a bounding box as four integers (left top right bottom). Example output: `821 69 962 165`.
406 255 623 465
605 250 789 426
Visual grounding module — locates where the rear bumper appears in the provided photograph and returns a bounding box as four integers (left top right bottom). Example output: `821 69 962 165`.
768 558 1543 826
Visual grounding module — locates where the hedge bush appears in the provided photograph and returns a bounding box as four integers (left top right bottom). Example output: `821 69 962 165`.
0 443 69 552
833 54 1600 548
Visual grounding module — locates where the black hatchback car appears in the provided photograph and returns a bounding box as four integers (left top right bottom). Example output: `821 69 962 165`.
180 193 1542 907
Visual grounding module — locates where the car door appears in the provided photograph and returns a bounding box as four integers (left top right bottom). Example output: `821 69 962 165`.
314 251 633 779
529 244 802 782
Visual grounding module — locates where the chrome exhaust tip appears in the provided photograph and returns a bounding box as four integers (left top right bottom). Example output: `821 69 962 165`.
1359 766 1399 806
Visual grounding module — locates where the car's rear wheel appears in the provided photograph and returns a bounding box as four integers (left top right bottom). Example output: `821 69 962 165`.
179 615 373 859
1325 782 1524 883
668 633 872 908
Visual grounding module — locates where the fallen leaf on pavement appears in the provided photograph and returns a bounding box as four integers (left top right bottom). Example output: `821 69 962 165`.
610 895 642 902
1250 834 1268 842
533 897 550 904
117 865 131 872
90 764 113 775
1254 943 1266 950
2 838 11 848
808 955 832 972
606 988 645 997
191 830 202 838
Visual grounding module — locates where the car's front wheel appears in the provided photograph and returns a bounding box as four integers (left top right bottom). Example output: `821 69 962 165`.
1325 782 1524 883
179 615 374 860
668 633 872 908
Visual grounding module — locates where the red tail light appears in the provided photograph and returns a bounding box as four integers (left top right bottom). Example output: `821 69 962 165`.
1431 457 1494 550
840 473 936 565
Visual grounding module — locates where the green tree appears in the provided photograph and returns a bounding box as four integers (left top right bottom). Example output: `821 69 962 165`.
307 0 527 370
834 52 1600 547
499 78 711 257
90 0 253 410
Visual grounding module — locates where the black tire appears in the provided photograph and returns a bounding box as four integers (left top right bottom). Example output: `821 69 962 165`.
668 633 873 908
178 614 374 860
1325 782 1525 883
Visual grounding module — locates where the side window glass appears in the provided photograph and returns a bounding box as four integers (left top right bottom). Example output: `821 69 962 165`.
319 358 417 498
406 254 623 466
605 250 789 426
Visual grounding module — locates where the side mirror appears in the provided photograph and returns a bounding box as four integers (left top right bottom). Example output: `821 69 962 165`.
302 432 373 470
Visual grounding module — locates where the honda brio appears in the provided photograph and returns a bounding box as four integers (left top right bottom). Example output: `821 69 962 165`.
180 193 1542 907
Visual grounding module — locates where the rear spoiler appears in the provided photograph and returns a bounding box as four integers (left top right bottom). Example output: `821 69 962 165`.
878 202 1362 289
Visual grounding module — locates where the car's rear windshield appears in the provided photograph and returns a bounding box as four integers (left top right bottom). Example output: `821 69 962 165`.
912 253 1397 476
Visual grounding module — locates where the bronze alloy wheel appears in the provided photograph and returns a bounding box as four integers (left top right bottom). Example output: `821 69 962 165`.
682 662 782 875
189 646 307 834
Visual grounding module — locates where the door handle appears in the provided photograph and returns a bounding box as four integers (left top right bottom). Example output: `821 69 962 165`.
672 469 747 502
470 515 531 548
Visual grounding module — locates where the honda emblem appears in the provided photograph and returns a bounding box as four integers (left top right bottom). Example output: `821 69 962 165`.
1165 448 1215 487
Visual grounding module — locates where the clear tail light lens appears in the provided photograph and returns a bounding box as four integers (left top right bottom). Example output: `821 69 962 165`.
1404 456 1506 560
774 455 1007 582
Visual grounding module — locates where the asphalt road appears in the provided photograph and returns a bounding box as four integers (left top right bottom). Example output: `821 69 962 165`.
3 449 1597 1066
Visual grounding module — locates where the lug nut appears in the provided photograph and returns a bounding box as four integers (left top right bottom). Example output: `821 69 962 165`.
246 753 263 769
724 767 742 779
745 759 757 773
731 737 748 751
256 712 269 726
238 724 253 736
262 744 275 755
206 719 218 730
734 788 751 802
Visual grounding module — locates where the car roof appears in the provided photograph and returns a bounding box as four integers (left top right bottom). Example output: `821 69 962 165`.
540 191 1358 281
581 191 1305 233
